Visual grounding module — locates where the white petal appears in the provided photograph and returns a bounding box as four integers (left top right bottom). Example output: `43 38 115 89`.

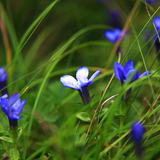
60 75 80 89
89 69 101 81
76 66 89 80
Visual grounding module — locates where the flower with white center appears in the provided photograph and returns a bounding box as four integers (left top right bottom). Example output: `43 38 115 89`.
60 66 101 104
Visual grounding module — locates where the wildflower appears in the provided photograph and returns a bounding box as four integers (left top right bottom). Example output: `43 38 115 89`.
114 60 151 84
60 66 101 105
131 121 144 158
104 28 128 54
131 122 144 143
153 16 160 60
104 28 122 43
0 67 8 95
1 93 26 129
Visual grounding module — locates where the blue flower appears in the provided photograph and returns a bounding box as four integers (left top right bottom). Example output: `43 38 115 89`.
114 60 151 84
104 28 122 43
131 121 144 158
153 16 160 60
60 66 101 104
0 67 8 95
1 93 26 120
131 121 144 143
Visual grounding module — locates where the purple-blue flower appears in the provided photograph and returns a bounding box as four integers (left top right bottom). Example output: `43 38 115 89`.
1 93 26 120
153 16 160 60
104 28 122 43
60 66 101 104
60 66 100 90
131 121 144 143
104 28 128 43
0 67 8 95
131 121 144 158
114 60 151 84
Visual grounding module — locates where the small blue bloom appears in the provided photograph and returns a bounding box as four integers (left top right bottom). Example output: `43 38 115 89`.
131 121 144 158
114 60 151 84
60 66 101 104
60 66 101 90
153 16 160 60
1 93 26 120
0 67 8 95
104 28 122 43
131 121 144 143
104 28 128 43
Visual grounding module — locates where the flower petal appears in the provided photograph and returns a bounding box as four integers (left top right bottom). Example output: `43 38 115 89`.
114 62 126 83
76 66 89 80
10 114 22 120
153 16 160 30
139 71 151 78
9 93 20 110
0 67 7 83
60 75 80 89
130 70 140 82
89 69 101 81
17 99 26 115
124 60 134 76
1 98 9 113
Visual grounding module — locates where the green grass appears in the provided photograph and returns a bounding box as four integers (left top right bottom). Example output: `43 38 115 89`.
0 0 160 159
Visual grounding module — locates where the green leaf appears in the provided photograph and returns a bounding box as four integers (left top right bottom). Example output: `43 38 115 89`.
0 136 12 143
95 108 108 119
76 112 91 122
9 148 20 160
17 128 22 140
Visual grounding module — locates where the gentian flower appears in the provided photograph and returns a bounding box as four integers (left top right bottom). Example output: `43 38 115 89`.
131 121 144 158
104 28 128 54
0 67 8 95
114 60 151 84
60 66 101 105
1 93 26 129
153 16 160 60
104 28 123 43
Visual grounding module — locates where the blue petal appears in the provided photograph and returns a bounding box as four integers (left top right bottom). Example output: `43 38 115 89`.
104 28 122 43
76 66 89 80
123 60 134 76
153 16 160 30
139 71 151 78
0 94 8 103
17 99 26 115
9 93 20 110
89 69 101 81
60 75 80 90
130 70 140 82
10 114 22 120
0 67 7 83
114 62 126 83
1 98 9 113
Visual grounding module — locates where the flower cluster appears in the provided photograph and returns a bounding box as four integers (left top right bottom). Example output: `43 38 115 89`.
0 67 26 130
